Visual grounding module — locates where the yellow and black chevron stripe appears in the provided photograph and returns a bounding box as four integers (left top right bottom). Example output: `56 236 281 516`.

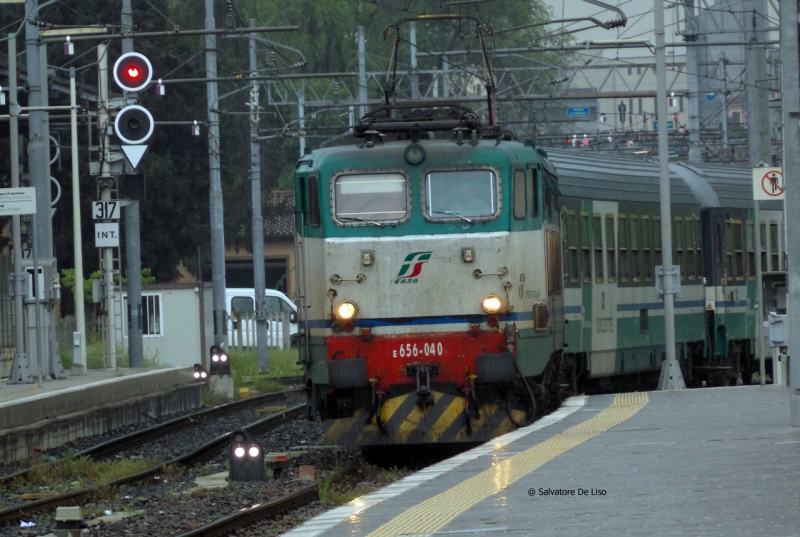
324 391 526 445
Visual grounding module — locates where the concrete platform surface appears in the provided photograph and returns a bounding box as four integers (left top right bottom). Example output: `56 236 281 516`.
280 386 800 537
0 367 195 430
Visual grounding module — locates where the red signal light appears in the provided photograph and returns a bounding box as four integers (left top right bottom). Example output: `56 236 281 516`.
113 52 153 92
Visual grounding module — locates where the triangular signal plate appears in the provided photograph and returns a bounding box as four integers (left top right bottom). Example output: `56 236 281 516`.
121 145 149 169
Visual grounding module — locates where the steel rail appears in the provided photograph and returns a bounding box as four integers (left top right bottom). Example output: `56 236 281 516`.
173 464 360 537
0 404 308 522
0 388 302 485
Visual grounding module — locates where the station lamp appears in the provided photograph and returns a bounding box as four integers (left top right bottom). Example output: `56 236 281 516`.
229 430 265 482
209 345 231 376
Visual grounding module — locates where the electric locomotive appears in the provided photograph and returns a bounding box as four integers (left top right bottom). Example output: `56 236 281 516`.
294 104 568 446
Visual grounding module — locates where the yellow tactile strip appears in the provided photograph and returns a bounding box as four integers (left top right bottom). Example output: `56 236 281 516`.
365 392 649 537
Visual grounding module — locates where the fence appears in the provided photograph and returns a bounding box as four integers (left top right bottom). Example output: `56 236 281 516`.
0 255 14 377
55 314 108 362
228 310 292 351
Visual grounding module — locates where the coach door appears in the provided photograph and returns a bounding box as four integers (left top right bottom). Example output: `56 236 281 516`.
590 201 618 377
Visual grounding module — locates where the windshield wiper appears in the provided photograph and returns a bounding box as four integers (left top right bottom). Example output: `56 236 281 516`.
340 216 385 227
433 210 473 224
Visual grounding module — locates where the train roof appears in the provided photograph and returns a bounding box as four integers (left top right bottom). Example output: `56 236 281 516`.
543 148 771 210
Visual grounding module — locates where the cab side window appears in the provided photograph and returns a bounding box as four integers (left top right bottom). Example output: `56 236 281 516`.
231 297 254 314
309 176 321 227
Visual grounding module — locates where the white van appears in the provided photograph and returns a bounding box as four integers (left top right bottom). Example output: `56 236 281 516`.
225 288 298 348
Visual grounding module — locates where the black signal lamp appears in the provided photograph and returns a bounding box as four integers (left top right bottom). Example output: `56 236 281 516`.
209 345 231 376
229 430 265 482
193 363 208 382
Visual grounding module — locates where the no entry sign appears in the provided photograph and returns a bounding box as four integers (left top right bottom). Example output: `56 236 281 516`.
753 167 784 201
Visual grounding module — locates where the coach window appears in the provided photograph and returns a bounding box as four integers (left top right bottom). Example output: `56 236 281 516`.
566 211 579 283
593 214 604 282
654 216 663 269
581 213 591 282
630 215 641 282
531 169 539 218
619 215 629 282
734 221 744 281
693 218 702 280
724 221 734 282
309 176 321 227
514 170 526 219
685 218 695 281
675 217 686 281
425 169 498 222
770 222 779 271
746 221 755 279
642 216 652 282
605 214 616 283
760 222 767 272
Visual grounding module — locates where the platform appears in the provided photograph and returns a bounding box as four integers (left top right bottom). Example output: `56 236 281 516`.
0 367 203 463
283 385 800 537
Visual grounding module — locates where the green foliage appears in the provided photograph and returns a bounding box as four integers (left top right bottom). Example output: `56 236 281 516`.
228 347 302 392
0 0 571 288
19 451 161 492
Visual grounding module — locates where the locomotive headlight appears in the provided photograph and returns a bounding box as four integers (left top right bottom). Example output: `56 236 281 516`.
337 301 358 320
481 295 503 314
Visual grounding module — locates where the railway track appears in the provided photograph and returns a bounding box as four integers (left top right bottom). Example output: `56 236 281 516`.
0 388 303 486
0 403 308 523
173 464 360 537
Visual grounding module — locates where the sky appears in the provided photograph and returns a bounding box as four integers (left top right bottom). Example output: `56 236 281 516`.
541 0 687 57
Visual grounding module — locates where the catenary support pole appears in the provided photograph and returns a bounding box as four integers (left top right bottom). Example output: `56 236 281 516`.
682 0 702 163
26 0 53 379
250 19 268 372
655 0 685 390
745 0 772 387
7 33 33 384
69 67 87 374
206 0 228 351
409 22 419 100
719 52 728 151
98 44 117 368
780 0 800 424
358 26 367 119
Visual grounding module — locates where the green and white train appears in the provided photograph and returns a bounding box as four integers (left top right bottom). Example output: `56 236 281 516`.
548 148 784 390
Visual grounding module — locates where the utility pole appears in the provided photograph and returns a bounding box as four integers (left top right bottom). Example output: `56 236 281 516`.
206 0 227 351
656 0 685 391
25 0 55 379
780 0 800 425
745 0 771 387
719 52 729 151
98 44 117 368
122 0 143 368
409 22 420 100
249 19 268 372
682 0 702 162
358 26 367 119
7 33 32 384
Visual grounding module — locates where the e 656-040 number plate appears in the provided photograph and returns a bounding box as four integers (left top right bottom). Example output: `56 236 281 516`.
393 342 444 358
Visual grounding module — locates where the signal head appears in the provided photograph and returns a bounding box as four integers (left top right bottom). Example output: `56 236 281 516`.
113 52 153 92
114 105 154 145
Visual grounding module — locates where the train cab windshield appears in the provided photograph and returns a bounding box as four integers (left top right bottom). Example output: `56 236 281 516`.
333 172 409 225
425 169 498 223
